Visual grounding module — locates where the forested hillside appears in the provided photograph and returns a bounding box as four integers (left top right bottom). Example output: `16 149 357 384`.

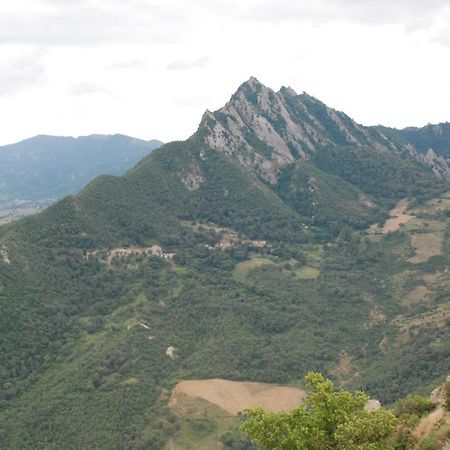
378 122 450 158
0 134 162 223
0 78 449 449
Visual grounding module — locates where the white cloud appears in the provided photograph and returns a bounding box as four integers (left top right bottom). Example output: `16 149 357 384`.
0 0 189 47
108 60 147 70
0 0 449 145
70 83 111 96
166 56 210 70
428 5 450 46
0 0 448 49
0 50 45 96
198 0 449 29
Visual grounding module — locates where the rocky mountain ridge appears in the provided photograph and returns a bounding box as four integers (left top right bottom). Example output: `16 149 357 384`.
387 122 450 158
201 77 450 181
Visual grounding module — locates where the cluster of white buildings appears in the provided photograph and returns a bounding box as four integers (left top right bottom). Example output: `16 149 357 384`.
86 244 176 263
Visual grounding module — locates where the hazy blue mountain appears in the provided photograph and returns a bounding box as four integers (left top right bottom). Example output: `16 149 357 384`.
0 134 162 223
0 134 162 200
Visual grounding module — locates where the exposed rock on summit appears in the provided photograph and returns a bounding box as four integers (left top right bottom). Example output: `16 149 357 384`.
200 77 450 181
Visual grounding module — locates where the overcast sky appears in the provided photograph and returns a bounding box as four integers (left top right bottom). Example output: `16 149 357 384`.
1 0 450 145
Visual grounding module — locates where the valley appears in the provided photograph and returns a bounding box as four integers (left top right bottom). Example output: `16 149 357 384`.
0 196 53 225
0 78 449 449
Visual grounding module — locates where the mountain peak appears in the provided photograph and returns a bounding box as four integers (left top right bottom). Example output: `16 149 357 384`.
200 78 383 181
233 76 270 99
244 75 264 88
198 78 450 182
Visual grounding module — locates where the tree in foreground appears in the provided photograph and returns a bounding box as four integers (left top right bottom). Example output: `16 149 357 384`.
241 372 398 450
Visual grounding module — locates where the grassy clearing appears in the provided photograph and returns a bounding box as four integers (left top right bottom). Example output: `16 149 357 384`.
402 218 446 233
234 256 320 282
167 395 235 450
411 191 450 215
408 232 444 263
233 257 276 281
180 220 236 233
294 266 320 279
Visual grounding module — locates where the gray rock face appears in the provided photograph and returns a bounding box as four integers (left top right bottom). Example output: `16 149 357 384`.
365 399 382 411
423 148 450 177
181 169 205 191
430 375 450 404
201 77 380 181
199 77 450 182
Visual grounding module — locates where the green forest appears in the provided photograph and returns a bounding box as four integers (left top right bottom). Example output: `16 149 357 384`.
0 79 449 449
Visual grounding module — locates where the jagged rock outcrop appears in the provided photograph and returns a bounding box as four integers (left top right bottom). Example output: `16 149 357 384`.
199 77 450 182
430 375 450 405
423 148 450 177
365 399 382 411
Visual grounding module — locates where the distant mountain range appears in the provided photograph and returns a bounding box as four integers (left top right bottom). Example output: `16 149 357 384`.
0 78 448 449
0 134 162 223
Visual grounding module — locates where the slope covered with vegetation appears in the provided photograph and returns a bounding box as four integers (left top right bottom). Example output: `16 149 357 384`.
0 134 162 223
379 123 450 158
0 79 449 449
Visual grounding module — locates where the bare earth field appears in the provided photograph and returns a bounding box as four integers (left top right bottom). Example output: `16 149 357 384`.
392 303 450 335
402 285 430 306
170 379 306 416
407 232 444 263
370 198 415 234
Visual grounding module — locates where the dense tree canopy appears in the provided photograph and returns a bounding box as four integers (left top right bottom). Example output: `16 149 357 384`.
242 373 398 450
